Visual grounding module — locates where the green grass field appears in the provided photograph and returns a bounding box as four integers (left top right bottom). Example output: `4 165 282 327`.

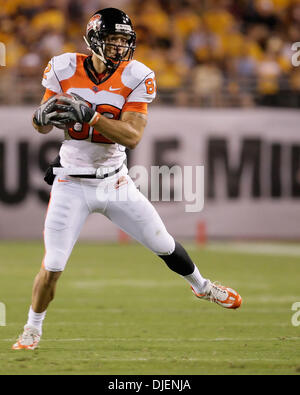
0 241 299 375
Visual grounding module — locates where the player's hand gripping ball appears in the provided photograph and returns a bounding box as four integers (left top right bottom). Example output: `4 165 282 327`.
54 92 95 126
51 93 77 130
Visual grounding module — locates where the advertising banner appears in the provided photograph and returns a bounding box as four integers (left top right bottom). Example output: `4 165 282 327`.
1 107 300 240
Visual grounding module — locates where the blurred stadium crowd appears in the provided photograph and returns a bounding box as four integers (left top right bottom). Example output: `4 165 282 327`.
0 0 300 107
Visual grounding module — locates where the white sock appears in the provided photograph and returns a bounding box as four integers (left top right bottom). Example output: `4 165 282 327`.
27 306 46 334
183 266 208 294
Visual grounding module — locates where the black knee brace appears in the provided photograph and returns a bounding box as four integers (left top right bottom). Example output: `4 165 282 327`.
158 241 195 276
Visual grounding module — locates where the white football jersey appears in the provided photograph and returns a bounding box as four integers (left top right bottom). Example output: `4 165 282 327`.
42 52 156 169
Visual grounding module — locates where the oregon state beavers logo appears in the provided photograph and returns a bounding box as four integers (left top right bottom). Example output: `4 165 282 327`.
86 14 102 34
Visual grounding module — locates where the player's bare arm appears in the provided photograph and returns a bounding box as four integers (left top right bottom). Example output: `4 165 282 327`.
93 110 147 149
53 93 147 149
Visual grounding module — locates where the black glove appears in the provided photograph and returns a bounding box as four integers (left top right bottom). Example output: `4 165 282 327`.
33 96 60 127
53 93 96 125
44 155 62 185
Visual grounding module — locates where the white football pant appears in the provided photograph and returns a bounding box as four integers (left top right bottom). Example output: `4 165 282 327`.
43 167 175 272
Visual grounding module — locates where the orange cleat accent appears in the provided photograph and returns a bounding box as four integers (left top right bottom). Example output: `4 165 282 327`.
191 280 242 309
12 325 41 350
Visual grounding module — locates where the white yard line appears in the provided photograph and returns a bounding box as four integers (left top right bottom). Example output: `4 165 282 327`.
14 357 292 363
186 242 300 257
2 355 292 363
1 321 294 327
2 337 299 342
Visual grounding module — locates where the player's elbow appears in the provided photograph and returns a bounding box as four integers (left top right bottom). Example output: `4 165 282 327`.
127 139 139 150
127 135 142 150
127 128 143 149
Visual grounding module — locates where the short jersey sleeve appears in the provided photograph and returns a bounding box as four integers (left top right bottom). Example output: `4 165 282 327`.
41 57 62 93
126 71 157 104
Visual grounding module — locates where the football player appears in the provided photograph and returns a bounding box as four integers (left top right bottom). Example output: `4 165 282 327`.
12 8 241 350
